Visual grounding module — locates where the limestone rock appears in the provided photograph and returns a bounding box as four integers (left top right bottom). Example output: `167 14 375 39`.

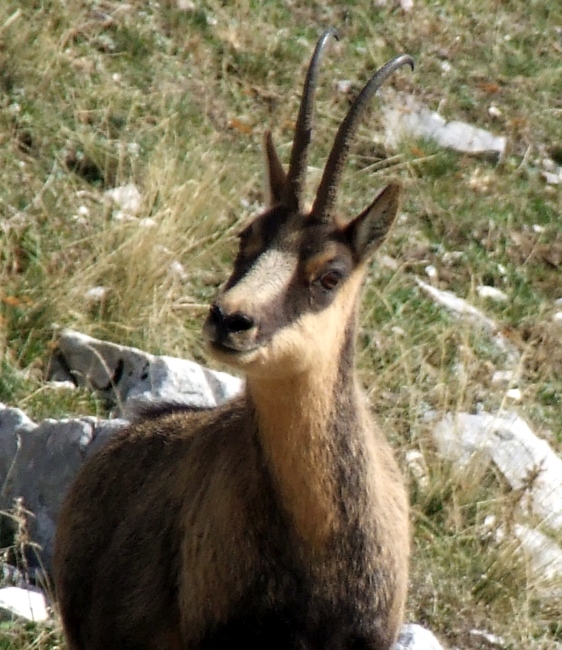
394 624 445 650
383 90 506 159
49 328 243 417
432 410 562 532
0 586 49 622
0 403 127 571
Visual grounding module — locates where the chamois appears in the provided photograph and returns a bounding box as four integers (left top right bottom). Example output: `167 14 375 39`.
53 29 414 650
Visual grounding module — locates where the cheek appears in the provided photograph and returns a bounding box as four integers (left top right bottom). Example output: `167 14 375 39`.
244 308 342 379
240 270 365 379
245 331 315 379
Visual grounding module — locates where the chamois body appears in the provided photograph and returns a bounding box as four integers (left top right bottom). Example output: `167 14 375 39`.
54 29 413 650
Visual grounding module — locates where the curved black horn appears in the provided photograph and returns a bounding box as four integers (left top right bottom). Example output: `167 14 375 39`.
282 27 338 212
311 53 414 222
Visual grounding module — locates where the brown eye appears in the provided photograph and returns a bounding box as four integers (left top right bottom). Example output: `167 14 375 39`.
319 270 342 291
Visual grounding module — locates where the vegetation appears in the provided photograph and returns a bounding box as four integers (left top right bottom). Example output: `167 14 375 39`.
1 0 561 647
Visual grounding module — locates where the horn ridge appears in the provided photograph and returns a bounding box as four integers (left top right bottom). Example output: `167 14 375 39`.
311 53 414 222
282 27 338 212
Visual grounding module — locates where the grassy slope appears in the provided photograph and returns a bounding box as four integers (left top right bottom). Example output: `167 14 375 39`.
1 0 561 647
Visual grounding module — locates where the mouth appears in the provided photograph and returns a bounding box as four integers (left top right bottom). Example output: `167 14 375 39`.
207 340 244 355
206 338 262 360
202 311 263 363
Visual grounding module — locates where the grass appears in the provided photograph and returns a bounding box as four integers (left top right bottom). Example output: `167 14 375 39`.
1 0 561 647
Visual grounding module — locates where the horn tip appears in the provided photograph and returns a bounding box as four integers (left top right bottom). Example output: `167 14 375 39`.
403 54 415 71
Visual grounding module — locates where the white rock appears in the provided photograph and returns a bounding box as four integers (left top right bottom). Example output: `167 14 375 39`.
554 312 562 323
424 265 438 280
469 629 506 647
405 450 429 489
0 586 49 622
415 278 519 366
442 251 463 264
491 370 515 385
0 403 128 571
513 524 562 589
506 388 522 401
139 217 157 228
541 158 562 184
336 79 353 94
394 623 445 650
84 285 108 304
399 0 414 12
476 285 508 302
383 91 506 158
113 210 138 222
169 260 188 282
432 411 562 531
542 170 562 185
46 380 76 390
542 157 557 172
104 183 142 216
51 329 243 417
416 278 497 331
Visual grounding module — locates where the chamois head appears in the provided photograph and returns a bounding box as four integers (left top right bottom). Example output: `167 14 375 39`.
204 29 413 379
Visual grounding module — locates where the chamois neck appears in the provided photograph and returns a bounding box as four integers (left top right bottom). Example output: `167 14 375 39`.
246 323 359 422
245 321 367 550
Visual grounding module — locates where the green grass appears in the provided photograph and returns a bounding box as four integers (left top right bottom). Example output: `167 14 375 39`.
1 0 561 647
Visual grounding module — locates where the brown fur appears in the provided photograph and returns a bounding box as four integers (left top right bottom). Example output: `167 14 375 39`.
53 31 412 650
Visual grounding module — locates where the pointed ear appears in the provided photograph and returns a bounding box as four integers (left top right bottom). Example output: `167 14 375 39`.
345 182 402 261
262 131 287 208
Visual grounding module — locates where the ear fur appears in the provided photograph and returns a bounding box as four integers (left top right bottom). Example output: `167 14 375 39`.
262 131 287 208
346 182 402 261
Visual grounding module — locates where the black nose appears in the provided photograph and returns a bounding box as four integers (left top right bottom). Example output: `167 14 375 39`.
208 304 255 335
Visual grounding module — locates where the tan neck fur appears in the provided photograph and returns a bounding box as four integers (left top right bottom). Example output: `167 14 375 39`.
246 270 366 552
248 366 343 551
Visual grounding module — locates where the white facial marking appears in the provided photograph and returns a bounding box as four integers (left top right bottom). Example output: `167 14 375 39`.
221 247 298 314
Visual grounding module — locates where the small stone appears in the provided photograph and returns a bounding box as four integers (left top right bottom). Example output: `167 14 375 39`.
84 286 108 304
506 388 522 401
394 623 445 650
469 629 506 647
336 80 353 94
169 260 188 282
491 370 515 385
476 285 508 302
139 218 157 228
425 265 438 280
399 0 414 11
0 586 49 622
405 451 429 489
105 183 142 216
